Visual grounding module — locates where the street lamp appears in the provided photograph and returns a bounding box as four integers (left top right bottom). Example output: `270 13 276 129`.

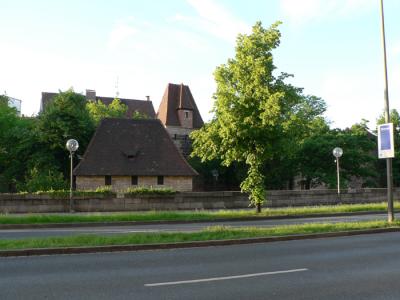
332 147 343 198
380 0 394 222
66 139 79 212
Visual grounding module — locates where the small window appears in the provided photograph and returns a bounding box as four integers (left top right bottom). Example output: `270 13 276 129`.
185 111 189 119
131 176 138 185
157 176 164 185
105 175 112 186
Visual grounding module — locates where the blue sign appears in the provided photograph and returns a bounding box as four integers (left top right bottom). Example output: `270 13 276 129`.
378 123 395 159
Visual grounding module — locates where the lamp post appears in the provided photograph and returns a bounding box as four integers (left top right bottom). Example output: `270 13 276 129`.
66 139 79 213
380 0 394 222
332 147 343 199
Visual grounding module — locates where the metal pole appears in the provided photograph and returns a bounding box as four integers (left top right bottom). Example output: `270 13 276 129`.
69 152 73 213
336 158 340 196
380 0 394 222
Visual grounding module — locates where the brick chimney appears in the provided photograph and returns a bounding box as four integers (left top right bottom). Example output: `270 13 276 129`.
146 95 150 101
86 89 96 101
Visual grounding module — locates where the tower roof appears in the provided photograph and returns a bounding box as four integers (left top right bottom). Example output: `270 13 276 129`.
156 83 204 128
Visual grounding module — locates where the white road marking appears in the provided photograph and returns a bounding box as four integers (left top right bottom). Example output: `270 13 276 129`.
145 268 308 287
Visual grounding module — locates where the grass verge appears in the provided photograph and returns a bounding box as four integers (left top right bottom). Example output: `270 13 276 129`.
0 202 398 225
0 220 399 250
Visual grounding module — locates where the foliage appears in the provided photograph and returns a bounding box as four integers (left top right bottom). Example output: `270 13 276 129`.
296 120 377 189
17 167 68 192
191 22 326 208
86 98 128 125
0 96 38 192
124 186 176 195
36 89 95 177
131 110 150 120
187 156 246 191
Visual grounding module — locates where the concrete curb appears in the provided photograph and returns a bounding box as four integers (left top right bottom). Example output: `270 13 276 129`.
1 227 400 257
0 211 387 230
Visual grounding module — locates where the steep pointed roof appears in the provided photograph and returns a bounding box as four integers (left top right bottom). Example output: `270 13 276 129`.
73 118 198 176
157 83 204 128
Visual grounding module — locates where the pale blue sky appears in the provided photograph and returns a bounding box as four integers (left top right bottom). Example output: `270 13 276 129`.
1 0 399 129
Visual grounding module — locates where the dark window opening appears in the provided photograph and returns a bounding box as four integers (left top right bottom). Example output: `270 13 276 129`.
131 176 138 185
127 155 135 159
185 111 189 119
105 175 112 186
157 176 164 185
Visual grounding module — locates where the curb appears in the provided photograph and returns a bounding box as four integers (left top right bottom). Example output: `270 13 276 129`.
1 227 400 257
0 211 388 230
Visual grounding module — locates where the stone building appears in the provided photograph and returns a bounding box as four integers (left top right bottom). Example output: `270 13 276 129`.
73 118 198 192
40 89 156 119
157 83 204 157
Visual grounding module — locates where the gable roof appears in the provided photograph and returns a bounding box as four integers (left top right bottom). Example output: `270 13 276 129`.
156 83 204 128
40 92 156 119
73 118 198 176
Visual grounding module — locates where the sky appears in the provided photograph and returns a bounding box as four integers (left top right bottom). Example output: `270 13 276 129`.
1 0 399 129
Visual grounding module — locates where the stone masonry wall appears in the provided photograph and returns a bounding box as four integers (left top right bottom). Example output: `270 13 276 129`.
1 188 399 213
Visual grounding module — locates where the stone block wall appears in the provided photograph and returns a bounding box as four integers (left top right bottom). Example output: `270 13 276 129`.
1 188 399 214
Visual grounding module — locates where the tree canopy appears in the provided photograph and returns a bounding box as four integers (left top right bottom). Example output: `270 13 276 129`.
86 98 128 125
191 22 327 210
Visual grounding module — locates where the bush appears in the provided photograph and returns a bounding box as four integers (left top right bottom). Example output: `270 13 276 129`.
17 167 68 192
124 186 176 195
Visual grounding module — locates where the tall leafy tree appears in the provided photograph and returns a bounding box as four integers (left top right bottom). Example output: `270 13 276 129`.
36 89 95 177
86 98 128 125
191 22 326 211
0 95 38 191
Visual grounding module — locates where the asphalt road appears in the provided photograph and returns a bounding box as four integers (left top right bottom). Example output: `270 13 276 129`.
0 213 389 239
1 232 400 299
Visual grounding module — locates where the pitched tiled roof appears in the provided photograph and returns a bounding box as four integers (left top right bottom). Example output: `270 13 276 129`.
157 83 204 128
40 92 156 119
73 118 198 176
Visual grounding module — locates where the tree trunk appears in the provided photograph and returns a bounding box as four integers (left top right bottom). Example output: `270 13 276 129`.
256 202 262 213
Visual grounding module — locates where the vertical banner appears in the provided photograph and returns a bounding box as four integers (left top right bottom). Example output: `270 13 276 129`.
378 123 395 159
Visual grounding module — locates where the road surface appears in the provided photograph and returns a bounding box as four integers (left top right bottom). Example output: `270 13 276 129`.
1 231 400 299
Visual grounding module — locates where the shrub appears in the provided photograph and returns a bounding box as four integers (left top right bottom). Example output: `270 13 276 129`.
17 167 68 192
124 186 176 195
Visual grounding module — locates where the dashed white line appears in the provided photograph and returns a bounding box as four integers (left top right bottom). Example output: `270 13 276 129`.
145 268 309 287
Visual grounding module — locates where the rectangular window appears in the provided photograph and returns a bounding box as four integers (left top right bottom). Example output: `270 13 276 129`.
105 175 112 186
131 176 138 185
157 176 164 185
185 111 189 119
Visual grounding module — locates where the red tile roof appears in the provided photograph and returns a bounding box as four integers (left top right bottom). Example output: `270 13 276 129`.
156 83 204 128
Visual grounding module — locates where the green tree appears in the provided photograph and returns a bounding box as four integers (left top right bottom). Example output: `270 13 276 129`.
0 95 39 192
131 110 150 120
36 89 95 177
191 22 326 211
86 98 128 125
296 120 377 189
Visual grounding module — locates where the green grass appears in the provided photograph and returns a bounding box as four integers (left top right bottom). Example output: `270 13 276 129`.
0 202 397 225
0 220 399 250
